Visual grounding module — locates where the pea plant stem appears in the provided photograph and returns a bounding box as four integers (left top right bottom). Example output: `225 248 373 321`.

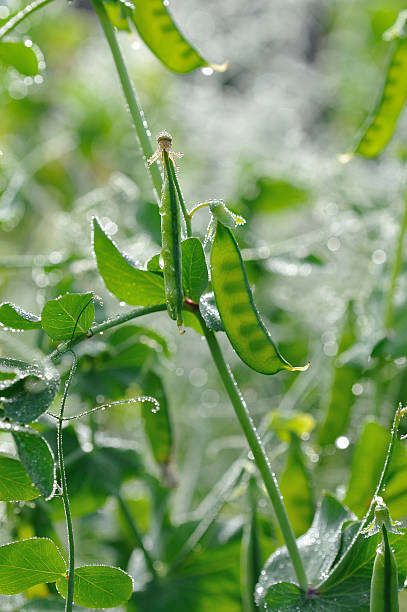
57 352 77 612
90 0 162 203
49 303 167 363
0 0 57 40
199 316 308 591
385 187 407 330
116 494 158 579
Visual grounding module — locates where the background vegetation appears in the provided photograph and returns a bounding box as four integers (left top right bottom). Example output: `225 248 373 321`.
1 0 407 609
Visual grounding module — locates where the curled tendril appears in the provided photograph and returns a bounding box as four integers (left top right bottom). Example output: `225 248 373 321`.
47 396 160 421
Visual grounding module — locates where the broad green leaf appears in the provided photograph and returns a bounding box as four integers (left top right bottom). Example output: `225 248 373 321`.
181 237 208 303
41 292 94 341
199 292 224 332
0 40 39 76
0 538 66 595
141 370 173 465
146 252 162 273
344 421 407 519
12 431 56 500
124 0 226 74
0 357 59 423
0 454 39 501
56 565 133 608
93 217 165 307
318 303 361 446
256 494 354 596
279 434 314 537
0 302 41 331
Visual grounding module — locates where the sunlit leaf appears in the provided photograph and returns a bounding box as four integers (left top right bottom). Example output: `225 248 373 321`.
56 565 133 608
140 370 173 466
12 431 56 499
0 454 39 501
181 237 209 303
93 216 165 307
41 292 94 341
0 302 41 331
0 538 65 595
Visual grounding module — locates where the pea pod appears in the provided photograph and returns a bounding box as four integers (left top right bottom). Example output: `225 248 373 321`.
160 150 184 331
210 222 308 375
351 12 407 159
370 526 399 612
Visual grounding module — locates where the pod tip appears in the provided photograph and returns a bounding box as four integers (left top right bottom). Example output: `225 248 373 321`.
290 361 311 372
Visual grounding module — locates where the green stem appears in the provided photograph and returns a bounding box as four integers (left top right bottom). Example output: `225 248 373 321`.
90 0 162 203
385 190 407 330
49 303 167 362
0 0 56 40
116 493 158 578
168 161 191 237
188 202 209 218
57 352 77 612
200 316 308 591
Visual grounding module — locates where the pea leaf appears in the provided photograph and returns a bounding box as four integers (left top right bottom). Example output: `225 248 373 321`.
0 454 39 501
93 217 165 307
56 565 133 608
12 431 56 500
106 0 226 74
344 422 407 519
0 538 66 595
0 302 41 331
0 40 40 76
0 357 59 424
199 292 224 332
41 293 95 341
279 434 314 537
140 370 173 466
181 238 208 303
256 494 354 597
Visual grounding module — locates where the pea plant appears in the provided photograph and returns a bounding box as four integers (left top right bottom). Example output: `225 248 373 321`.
0 2 407 611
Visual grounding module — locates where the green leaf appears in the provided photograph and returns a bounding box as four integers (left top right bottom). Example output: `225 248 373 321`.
199 292 224 332
0 538 66 595
41 292 95 341
318 302 361 446
93 216 165 307
0 302 41 331
123 0 226 74
0 357 59 423
256 494 354 600
56 565 133 608
181 237 208 303
0 40 40 76
141 370 173 465
279 434 314 537
344 422 407 519
12 431 56 500
0 454 39 501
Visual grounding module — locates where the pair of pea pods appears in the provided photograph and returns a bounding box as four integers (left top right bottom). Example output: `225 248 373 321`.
159 149 306 375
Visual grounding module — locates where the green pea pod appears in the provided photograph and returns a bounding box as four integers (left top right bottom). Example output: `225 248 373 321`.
370 526 399 612
160 151 184 331
348 12 407 159
210 222 308 375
